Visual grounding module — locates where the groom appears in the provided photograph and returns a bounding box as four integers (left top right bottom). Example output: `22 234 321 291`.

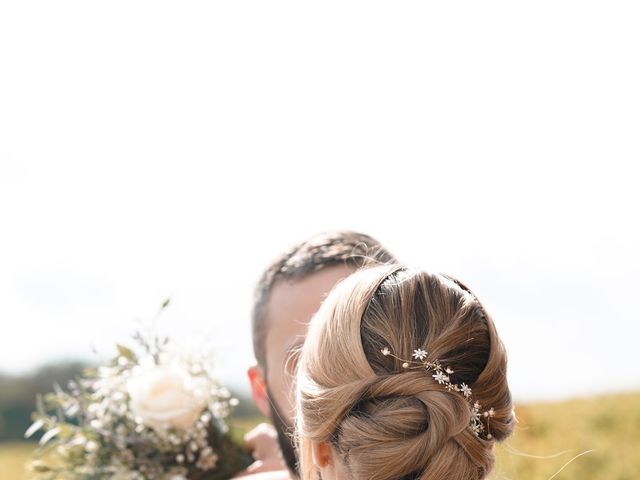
240 231 396 478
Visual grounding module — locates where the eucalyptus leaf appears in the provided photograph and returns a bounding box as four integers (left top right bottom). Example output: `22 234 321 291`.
31 462 52 473
57 423 75 439
56 404 65 422
40 427 60 446
25 419 45 439
65 403 80 417
116 344 137 362
53 382 64 396
36 394 45 416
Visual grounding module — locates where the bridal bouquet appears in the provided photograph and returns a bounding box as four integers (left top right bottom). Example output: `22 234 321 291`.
25 303 250 480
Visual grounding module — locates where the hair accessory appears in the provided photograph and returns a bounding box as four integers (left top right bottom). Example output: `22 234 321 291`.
381 346 495 439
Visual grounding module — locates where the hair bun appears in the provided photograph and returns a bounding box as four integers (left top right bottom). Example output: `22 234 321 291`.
332 372 492 480
296 266 514 480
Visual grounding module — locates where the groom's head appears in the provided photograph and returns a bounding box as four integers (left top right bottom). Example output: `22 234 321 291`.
248 230 396 473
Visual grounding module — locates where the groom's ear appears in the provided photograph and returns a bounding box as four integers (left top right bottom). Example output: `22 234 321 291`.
248 365 271 417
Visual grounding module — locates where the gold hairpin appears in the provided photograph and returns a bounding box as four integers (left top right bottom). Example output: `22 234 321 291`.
381 346 495 439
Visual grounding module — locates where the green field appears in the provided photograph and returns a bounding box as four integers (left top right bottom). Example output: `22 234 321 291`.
3 391 638 480
492 391 639 480
0 442 34 480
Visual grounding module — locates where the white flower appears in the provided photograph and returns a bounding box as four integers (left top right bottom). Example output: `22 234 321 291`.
112 391 126 402
111 467 144 480
432 371 449 384
471 421 482 435
412 349 428 360
85 440 99 453
127 362 208 432
162 467 189 480
460 383 472 398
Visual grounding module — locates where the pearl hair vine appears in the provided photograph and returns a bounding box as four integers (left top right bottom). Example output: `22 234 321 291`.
380 346 495 440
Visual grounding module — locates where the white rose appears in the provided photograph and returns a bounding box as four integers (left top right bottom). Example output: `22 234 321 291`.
126 362 208 431
162 467 189 480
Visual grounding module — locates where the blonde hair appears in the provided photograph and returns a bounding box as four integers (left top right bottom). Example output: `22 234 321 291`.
296 265 515 480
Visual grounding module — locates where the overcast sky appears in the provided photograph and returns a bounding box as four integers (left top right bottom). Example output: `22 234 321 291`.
1 1 638 403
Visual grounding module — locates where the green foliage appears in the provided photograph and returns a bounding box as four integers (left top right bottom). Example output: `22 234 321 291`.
19 330 254 480
116 344 137 363
0 362 87 442
3 392 639 479
492 391 640 480
0 442 34 480
0 361 260 445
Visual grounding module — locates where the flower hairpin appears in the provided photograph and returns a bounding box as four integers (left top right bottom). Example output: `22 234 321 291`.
380 346 495 439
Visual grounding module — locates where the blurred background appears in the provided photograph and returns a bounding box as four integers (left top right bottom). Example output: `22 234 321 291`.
1 1 638 479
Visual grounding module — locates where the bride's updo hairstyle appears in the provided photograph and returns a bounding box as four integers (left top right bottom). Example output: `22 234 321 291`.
296 264 515 480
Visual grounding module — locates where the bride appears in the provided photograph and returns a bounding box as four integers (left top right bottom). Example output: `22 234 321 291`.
294 264 515 480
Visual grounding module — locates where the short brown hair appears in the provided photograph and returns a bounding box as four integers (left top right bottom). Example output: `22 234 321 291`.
251 230 396 367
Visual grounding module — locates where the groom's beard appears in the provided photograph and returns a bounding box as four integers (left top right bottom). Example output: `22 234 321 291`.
267 386 299 476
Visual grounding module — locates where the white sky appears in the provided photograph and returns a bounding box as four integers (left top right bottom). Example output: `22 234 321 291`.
1 1 639 403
